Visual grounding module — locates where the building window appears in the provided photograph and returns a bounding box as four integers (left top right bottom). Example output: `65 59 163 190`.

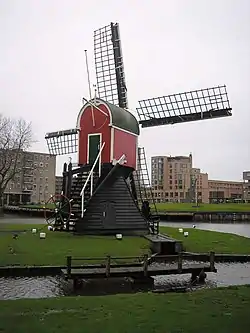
45 177 48 182
40 162 43 167
46 156 50 161
170 192 173 197
175 192 178 197
33 184 37 189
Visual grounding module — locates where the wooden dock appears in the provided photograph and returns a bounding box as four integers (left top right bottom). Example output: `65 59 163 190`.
62 252 217 280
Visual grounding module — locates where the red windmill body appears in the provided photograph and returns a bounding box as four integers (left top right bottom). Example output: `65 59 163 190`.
77 99 139 169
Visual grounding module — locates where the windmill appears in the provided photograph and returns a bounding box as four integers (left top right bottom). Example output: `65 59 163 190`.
44 22 232 235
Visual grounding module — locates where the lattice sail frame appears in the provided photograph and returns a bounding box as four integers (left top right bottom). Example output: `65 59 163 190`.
45 129 79 155
94 22 128 108
136 85 232 128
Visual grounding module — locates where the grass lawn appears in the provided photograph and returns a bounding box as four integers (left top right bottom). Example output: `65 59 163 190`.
0 224 150 266
19 203 55 209
0 285 250 333
155 202 250 212
1 223 250 266
160 226 250 254
19 202 250 212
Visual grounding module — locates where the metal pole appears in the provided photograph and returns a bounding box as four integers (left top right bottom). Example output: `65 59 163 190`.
84 49 92 100
84 49 95 127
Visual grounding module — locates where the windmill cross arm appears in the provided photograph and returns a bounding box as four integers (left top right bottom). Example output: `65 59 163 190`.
136 85 232 128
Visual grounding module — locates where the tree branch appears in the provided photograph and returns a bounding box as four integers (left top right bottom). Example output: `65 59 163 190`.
0 114 34 202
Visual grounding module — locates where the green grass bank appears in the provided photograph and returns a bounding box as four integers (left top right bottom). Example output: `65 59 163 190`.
1 223 250 266
155 202 250 212
160 226 250 254
19 202 250 212
0 285 250 333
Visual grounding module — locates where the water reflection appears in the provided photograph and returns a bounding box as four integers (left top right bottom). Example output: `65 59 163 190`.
1 262 250 300
0 276 65 300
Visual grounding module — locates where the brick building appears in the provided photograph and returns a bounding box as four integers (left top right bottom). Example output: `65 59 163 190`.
151 154 209 203
243 171 250 203
208 179 243 203
151 154 246 204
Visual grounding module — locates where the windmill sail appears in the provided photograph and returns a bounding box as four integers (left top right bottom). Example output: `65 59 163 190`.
94 22 128 108
136 85 232 128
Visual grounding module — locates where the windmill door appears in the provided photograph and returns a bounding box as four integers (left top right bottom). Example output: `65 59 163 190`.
88 134 101 165
101 201 116 227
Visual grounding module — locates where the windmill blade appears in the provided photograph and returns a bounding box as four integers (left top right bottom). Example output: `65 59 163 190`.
45 129 79 155
94 22 128 108
136 85 232 128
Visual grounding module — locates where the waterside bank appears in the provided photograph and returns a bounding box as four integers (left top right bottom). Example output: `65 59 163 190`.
3 204 250 222
1 285 250 332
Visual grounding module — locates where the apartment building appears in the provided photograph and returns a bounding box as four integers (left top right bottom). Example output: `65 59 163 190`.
151 154 209 203
4 151 56 205
55 176 63 196
208 179 243 203
243 171 250 203
151 154 248 204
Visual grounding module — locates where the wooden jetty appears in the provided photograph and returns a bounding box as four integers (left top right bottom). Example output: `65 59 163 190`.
61 252 217 282
144 233 183 255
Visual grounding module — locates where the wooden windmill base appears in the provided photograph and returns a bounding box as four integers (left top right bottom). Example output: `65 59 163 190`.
75 164 150 235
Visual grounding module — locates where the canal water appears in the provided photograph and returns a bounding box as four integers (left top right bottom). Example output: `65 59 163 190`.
0 218 250 300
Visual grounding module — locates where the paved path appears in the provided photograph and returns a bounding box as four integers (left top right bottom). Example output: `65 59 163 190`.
0 215 45 225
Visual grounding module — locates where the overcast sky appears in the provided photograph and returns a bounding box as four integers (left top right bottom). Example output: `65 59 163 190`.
0 0 249 180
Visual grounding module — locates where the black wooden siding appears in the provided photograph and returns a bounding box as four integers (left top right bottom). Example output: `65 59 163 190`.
75 168 149 235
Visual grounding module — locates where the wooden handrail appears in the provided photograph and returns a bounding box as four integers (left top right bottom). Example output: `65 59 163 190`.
177 253 182 273
70 255 144 261
210 251 215 271
143 254 148 277
66 256 72 277
105 256 111 277
65 252 216 276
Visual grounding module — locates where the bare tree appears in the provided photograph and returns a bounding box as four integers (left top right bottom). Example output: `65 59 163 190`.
0 114 33 211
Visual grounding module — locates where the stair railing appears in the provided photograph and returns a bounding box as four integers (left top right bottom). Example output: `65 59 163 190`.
80 142 105 217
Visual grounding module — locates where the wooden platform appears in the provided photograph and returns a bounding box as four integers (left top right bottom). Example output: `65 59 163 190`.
144 233 183 254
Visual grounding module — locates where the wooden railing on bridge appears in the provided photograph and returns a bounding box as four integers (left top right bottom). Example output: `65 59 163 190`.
65 252 216 279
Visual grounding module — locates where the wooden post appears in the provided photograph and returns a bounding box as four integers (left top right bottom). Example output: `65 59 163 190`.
66 162 72 232
105 256 111 277
178 252 182 273
66 256 72 277
210 251 215 271
143 254 148 277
